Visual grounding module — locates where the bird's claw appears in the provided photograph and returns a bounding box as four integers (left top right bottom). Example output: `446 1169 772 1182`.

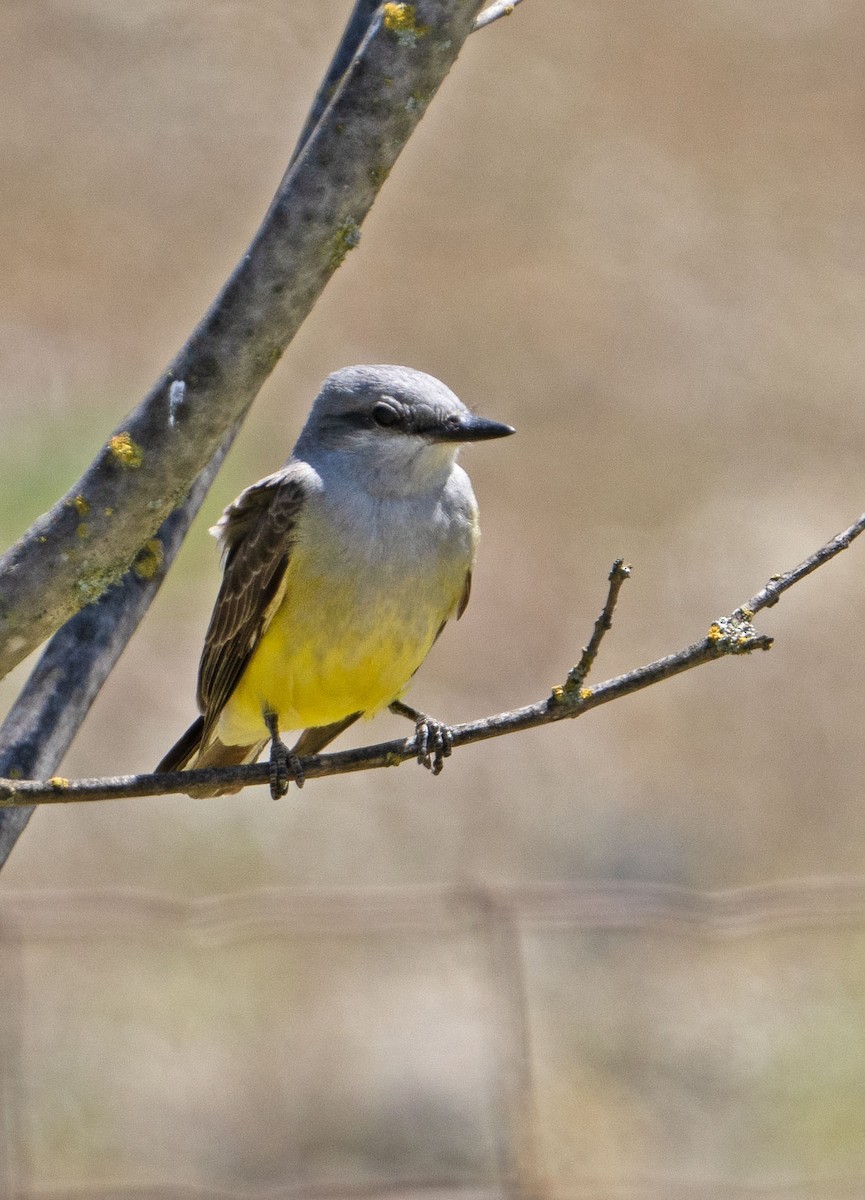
269 738 289 799
265 709 305 798
388 699 453 776
289 751 306 789
414 715 453 775
268 738 305 798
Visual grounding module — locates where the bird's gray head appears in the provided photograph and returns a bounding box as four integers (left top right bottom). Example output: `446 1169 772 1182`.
293 365 514 493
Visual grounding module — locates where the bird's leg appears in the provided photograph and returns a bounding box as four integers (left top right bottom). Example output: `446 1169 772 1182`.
264 709 305 797
389 699 454 775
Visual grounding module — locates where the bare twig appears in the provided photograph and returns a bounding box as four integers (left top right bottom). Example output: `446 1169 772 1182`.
738 511 865 616
473 0 524 30
564 558 631 695
2 513 861 808
0 0 487 681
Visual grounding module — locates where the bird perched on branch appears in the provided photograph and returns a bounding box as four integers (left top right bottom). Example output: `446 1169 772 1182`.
158 364 514 797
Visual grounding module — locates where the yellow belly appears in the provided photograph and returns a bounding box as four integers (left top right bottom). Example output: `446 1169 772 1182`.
214 553 463 746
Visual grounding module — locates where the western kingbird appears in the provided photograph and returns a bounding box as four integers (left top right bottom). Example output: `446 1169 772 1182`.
158 364 514 797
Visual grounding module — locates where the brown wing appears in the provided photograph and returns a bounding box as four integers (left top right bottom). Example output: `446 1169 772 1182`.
197 471 306 737
428 569 473 651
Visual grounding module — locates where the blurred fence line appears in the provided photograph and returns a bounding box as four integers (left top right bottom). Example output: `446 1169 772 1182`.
4 876 865 1198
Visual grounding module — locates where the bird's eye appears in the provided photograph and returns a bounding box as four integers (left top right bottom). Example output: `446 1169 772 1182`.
372 402 401 428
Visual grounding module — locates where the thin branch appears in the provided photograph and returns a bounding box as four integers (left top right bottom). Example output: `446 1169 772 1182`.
564 558 631 694
473 0 524 30
737 511 865 616
0 0 487 681
3 512 862 808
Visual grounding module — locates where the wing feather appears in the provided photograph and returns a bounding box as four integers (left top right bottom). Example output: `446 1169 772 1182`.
197 471 306 736
457 569 472 619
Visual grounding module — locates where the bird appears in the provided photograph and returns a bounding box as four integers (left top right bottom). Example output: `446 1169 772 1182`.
157 364 514 797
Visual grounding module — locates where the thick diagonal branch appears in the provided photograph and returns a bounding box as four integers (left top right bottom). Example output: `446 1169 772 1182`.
0 0 497 870
0 0 487 681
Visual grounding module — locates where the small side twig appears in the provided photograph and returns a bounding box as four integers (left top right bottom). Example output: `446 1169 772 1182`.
1 513 862 808
563 558 631 695
0 0 488 681
473 0 524 30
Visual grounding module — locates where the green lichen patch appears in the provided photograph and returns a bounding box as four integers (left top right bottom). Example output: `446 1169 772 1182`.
329 219 361 270
76 564 123 604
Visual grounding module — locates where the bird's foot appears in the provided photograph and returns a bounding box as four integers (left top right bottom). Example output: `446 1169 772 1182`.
415 714 453 775
265 711 305 798
268 737 290 799
389 700 454 776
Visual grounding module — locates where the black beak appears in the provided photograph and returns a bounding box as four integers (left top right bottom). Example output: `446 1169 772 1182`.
435 414 516 443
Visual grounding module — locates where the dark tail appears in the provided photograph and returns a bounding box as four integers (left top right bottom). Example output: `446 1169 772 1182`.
157 717 266 796
158 709 365 796
157 715 206 773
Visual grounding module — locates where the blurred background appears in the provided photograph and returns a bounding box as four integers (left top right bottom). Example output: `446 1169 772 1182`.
2 0 865 1195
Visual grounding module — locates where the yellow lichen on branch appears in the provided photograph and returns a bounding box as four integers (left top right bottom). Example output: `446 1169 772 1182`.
132 539 164 581
107 433 143 469
382 3 429 44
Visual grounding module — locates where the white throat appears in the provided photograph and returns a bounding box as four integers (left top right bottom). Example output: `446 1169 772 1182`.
306 437 459 499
